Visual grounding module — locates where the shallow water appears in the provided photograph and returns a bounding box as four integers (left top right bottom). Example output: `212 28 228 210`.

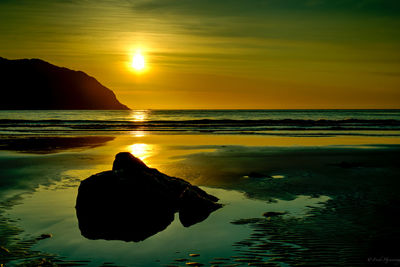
7 183 329 266
0 134 336 266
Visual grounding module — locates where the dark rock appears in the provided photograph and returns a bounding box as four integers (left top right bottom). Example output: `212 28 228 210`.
0 136 114 154
262 211 287 217
75 152 222 242
37 233 52 240
112 152 148 173
0 57 129 110
179 187 221 227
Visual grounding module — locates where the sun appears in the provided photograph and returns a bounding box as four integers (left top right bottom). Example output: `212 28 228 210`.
131 52 145 71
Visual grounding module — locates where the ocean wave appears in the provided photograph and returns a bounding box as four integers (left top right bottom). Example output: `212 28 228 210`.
0 118 399 125
0 118 399 136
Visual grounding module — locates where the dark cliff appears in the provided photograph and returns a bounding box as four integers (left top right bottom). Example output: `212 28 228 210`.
0 57 129 110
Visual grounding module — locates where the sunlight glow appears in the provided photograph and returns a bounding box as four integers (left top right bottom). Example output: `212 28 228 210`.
130 131 146 137
128 143 153 161
130 110 148 122
131 52 145 71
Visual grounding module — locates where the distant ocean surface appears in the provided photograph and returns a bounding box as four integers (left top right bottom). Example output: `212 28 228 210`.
0 109 399 136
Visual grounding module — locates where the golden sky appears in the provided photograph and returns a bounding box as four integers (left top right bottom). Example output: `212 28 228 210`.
1 0 400 109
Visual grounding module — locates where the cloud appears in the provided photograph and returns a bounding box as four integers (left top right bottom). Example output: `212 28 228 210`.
120 0 400 45
128 0 400 16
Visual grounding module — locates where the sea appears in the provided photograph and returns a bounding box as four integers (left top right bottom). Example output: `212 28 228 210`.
1 109 400 266
1 109 399 136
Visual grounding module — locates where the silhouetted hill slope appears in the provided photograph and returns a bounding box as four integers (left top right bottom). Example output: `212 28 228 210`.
0 57 129 110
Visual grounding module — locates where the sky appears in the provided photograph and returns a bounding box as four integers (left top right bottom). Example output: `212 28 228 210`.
0 0 400 109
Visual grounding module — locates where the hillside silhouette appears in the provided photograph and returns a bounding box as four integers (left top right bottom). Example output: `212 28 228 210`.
0 57 129 110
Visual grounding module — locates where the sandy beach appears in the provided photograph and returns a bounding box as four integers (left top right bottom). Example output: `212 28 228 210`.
0 132 399 266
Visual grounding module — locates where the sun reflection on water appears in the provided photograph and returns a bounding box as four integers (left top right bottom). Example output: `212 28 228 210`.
128 143 154 161
131 110 148 122
130 130 146 137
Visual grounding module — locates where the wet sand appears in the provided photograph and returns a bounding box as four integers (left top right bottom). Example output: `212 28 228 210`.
0 134 399 266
